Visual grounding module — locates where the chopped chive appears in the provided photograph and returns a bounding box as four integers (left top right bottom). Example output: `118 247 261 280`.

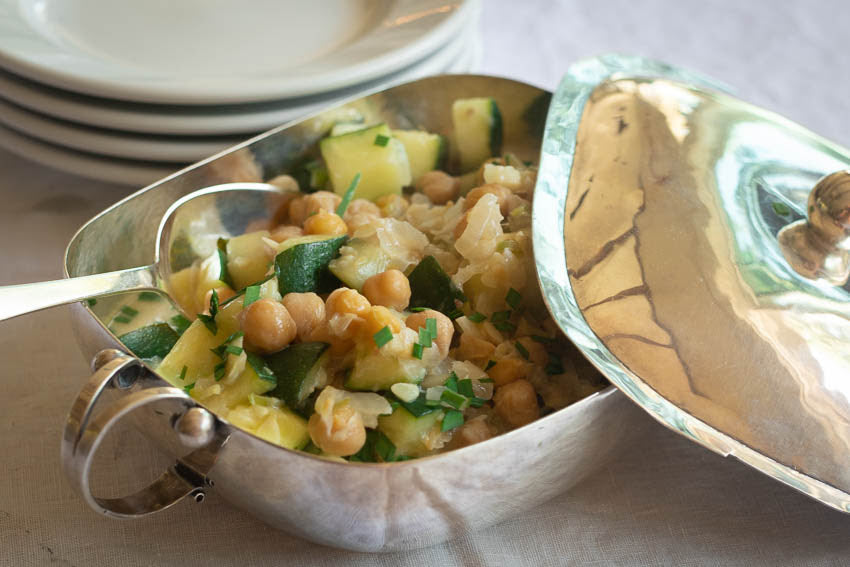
373 325 393 348
425 317 437 340
336 172 362 216
530 335 554 345
197 313 217 335
772 201 791 216
440 389 468 410
468 397 486 408
444 372 459 392
374 134 390 147
209 289 219 317
448 309 464 320
214 361 227 381
491 310 511 323
225 345 244 356
178 365 188 381
457 378 474 397
441 409 464 432
479 377 495 383
120 305 139 318
246 353 276 384
113 315 132 324
506 288 522 309
219 273 276 308
418 327 432 348
375 432 396 462
86 298 97 307
468 312 486 323
243 285 261 308
394 392 438 417
425 398 441 407
409 307 427 312
184 382 195 393
138 291 160 302
545 354 564 375
412 343 424 359
494 321 516 333
515 341 530 360
485 360 496 370
217 238 234 289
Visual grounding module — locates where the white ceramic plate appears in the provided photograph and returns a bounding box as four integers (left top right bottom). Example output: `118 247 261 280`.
0 22 476 139
0 0 474 104
0 123 179 186
0 37 480 186
0 30 476 162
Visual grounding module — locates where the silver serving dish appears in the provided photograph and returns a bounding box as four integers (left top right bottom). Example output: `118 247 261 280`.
62 73 642 552
60 55 850 552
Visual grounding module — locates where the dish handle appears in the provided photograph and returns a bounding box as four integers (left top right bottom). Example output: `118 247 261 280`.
61 350 226 518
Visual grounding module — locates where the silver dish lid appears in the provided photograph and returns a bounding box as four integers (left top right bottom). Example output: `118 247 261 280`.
533 55 850 511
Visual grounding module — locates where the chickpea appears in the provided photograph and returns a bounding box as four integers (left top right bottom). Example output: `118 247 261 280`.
202 286 235 315
303 210 348 236
515 336 549 367
288 191 341 226
465 183 513 215
488 357 529 387
308 325 354 357
281 292 325 341
362 269 411 311
343 198 380 221
308 405 366 457
417 170 459 204
362 305 403 340
455 333 495 361
241 299 296 354
375 194 409 218
448 418 493 449
493 379 539 428
325 288 371 318
269 224 303 243
405 309 453 355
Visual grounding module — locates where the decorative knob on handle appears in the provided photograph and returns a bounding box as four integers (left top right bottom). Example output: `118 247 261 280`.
778 170 850 285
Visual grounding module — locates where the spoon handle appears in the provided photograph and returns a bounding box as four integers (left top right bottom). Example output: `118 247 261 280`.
0 265 157 322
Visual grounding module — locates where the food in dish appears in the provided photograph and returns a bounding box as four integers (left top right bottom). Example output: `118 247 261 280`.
111 97 607 461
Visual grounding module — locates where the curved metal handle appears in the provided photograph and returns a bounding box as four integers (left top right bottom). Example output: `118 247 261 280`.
0 264 157 322
62 352 224 518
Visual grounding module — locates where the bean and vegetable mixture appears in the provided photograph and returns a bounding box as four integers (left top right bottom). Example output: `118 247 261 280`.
113 97 607 461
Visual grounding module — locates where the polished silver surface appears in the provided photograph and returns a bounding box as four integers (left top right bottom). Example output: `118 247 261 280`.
533 55 850 513
61 74 642 551
779 170 850 285
0 182 282 322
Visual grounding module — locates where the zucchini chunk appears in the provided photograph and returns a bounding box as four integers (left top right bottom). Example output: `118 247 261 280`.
378 406 444 457
452 98 503 172
320 123 411 201
265 342 330 409
345 351 426 392
118 323 179 361
393 129 447 184
407 255 466 315
274 235 347 296
328 238 391 290
226 230 272 290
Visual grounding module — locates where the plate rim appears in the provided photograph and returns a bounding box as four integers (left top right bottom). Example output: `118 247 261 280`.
0 0 475 104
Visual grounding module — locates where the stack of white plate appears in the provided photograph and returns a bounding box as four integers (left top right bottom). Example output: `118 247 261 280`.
0 0 481 186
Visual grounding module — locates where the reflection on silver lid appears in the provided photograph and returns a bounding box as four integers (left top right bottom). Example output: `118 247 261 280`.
533 55 850 513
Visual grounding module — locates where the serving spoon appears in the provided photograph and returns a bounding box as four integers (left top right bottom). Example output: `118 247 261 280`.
0 182 286 322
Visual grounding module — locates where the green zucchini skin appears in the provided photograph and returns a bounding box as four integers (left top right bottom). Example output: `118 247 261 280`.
407 255 466 315
274 235 348 296
119 323 180 361
265 342 330 409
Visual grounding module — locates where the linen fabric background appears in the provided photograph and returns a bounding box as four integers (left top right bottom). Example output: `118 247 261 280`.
2 1 850 565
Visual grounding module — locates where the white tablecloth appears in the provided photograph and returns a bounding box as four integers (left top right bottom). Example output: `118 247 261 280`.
2 1 850 565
